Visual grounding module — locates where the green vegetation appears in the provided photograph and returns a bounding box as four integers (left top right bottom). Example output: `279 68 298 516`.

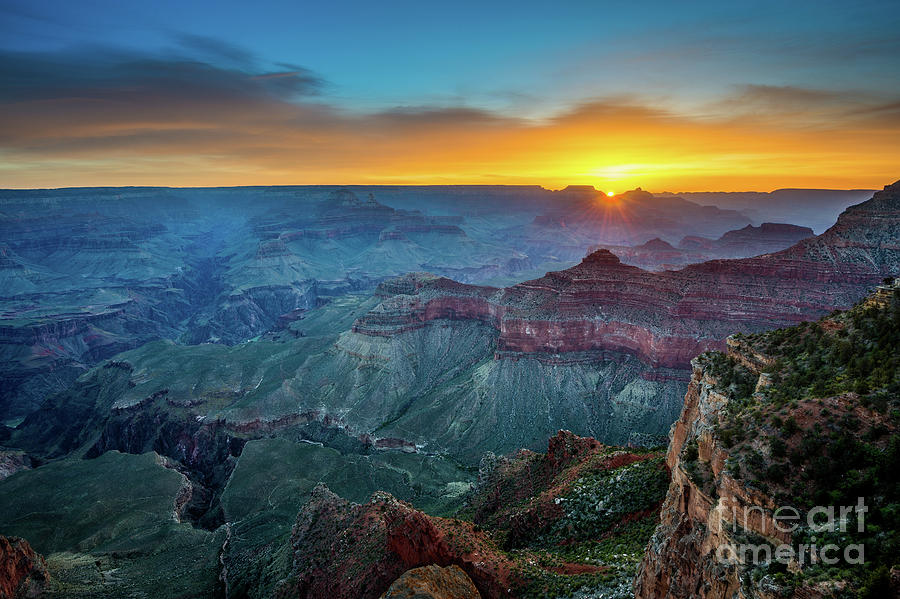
0 451 225 598
548 457 668 543
759 302 900 405
517 514 660 599
455 438 668 599
709 296 900 596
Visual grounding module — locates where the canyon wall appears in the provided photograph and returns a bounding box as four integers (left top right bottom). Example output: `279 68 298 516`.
352 180 900 371
635 282 900 598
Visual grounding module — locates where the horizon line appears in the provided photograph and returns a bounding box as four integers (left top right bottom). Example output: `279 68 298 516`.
0 183 881 195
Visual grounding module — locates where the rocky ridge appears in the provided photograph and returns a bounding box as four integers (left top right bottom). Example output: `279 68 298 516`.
352 181 900 370
635 281 900 598
277 485 518 599
592 222 815 270
271 431 667 599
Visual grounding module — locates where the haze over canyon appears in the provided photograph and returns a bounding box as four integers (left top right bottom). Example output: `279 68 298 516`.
2 1 899 597
0 180 898 598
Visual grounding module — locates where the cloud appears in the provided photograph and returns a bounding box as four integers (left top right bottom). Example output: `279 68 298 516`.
0 43 898 191
371 106 514 129
173 33 256 67
842 100 900 126
0 44 324 105
730 85 845 107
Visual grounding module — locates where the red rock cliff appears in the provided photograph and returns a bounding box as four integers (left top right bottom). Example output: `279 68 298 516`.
633 353 779 599
352 182 900 369
276 485 519 599
0 535 48 599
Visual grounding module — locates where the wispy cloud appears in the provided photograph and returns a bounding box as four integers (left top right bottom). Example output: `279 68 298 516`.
172 33 255 67
0 41 897 190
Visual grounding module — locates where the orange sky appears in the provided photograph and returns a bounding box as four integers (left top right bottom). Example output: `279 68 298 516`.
3 93 897 191
2 2 899 191
1 63 898 192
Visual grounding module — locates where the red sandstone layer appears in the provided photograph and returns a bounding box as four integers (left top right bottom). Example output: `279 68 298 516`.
351 182 900 368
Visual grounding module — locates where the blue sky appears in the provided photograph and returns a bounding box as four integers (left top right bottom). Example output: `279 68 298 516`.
4 0 897 115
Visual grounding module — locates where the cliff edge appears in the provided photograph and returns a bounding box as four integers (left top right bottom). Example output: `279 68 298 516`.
635 280 900 598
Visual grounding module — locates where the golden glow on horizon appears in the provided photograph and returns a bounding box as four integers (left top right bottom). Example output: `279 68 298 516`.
606 191 615 197
0 98 897 191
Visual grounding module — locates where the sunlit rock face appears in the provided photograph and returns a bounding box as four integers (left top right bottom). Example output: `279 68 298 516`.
0 535 48 598
635 283 900 599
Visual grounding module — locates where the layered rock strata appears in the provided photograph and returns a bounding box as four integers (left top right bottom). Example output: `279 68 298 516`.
352 181 900 369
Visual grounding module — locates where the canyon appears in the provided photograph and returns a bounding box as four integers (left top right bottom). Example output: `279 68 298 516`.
0 184 779 424
0 182 896 597
594 222 815 271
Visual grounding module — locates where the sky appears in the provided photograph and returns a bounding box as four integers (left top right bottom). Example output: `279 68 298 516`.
1 0 898 191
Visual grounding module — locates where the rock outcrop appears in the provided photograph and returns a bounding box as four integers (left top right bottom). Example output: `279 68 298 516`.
0 452 32 482
633 353 758 599
470 430 667 548
379 564 481 599
635 284 900 598
274 431 670 599
0 536 48 599
276 485 519 599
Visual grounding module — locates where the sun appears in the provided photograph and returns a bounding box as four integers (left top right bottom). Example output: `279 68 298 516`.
606 191 615 197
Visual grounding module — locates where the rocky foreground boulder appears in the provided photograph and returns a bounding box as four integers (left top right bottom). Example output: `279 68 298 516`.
272 431 669 599
379 564 481 599
0 536 47 599
275 484 519 599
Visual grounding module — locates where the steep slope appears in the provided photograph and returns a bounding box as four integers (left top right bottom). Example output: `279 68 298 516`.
245 181 883 460
635 281 900 598
269 431 667 599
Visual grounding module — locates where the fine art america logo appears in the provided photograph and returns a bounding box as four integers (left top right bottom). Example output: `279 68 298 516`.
715 497 868 566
